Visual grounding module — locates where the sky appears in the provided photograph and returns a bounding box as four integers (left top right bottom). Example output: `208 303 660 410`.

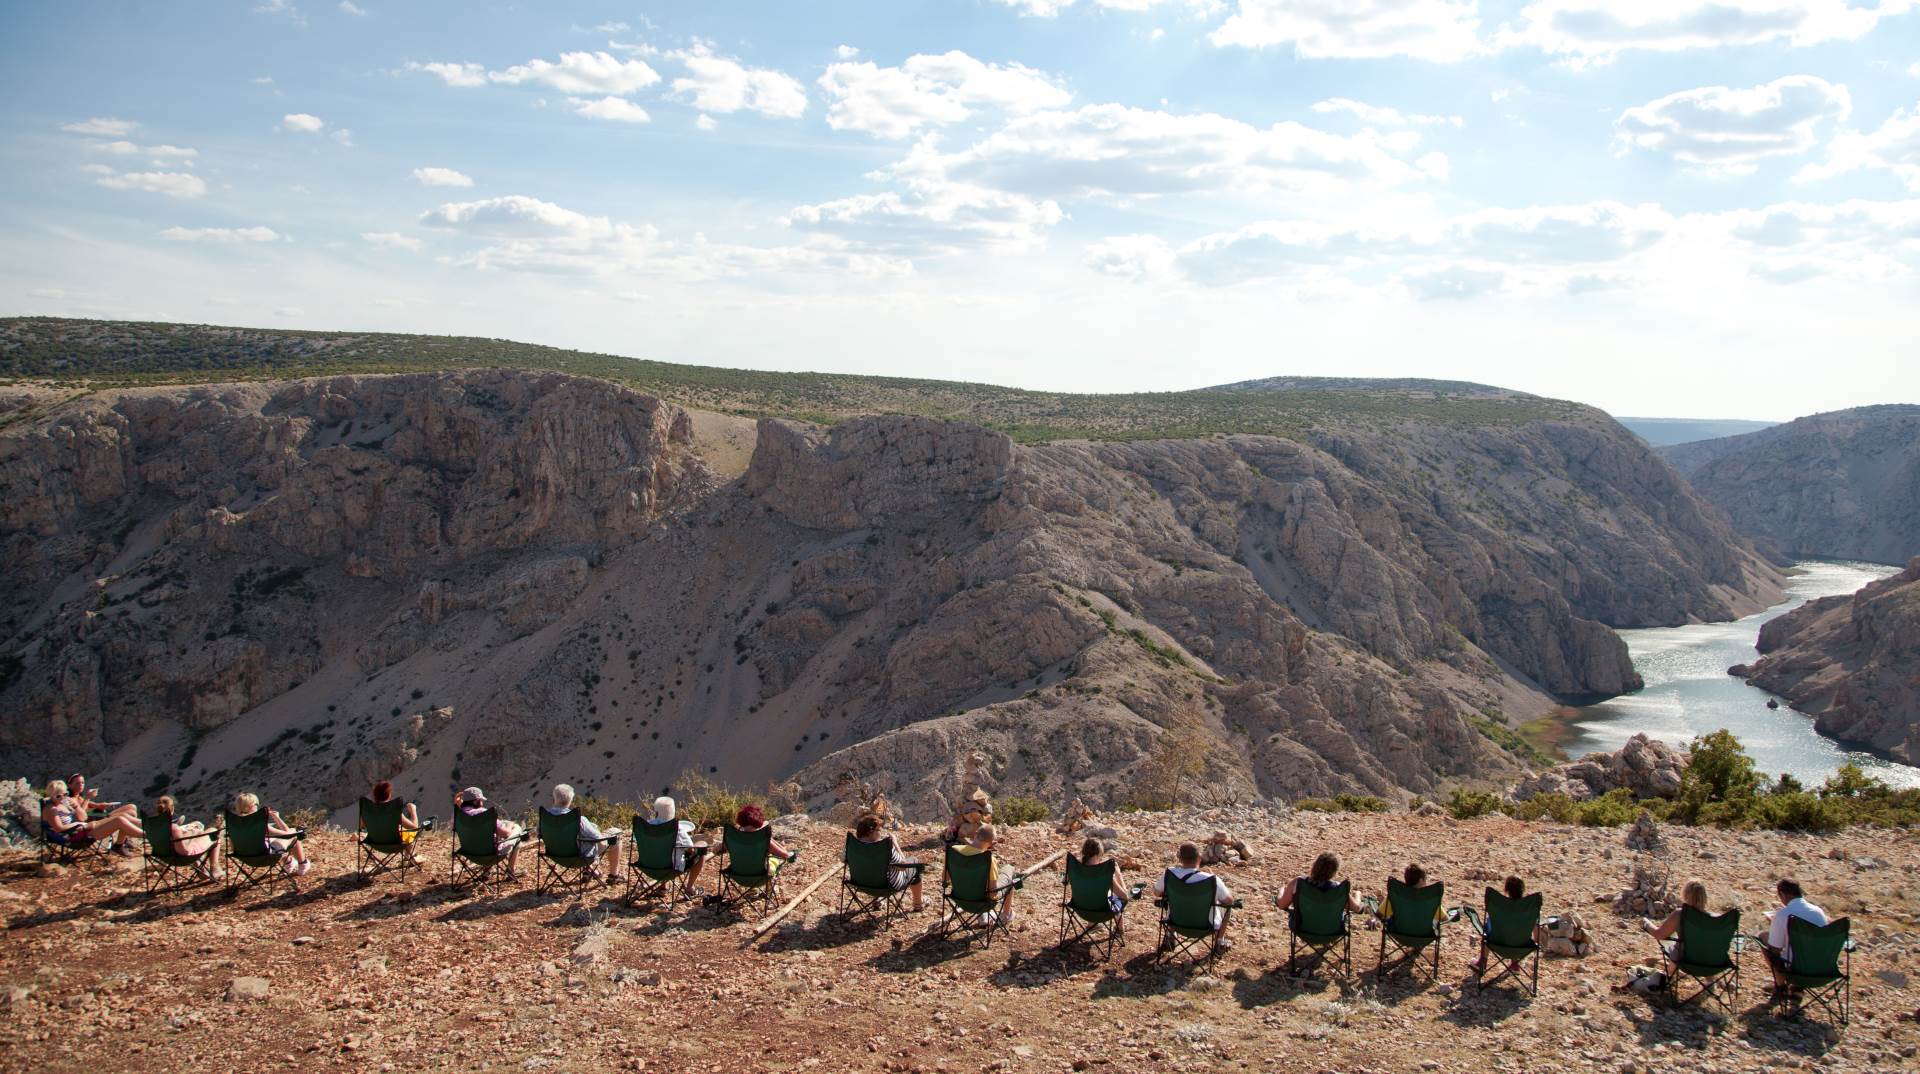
2 2 1917 420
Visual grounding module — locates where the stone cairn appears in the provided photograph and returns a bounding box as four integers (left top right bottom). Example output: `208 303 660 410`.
1612 859 1677 919
1624 811 1663 853
828 773 896 828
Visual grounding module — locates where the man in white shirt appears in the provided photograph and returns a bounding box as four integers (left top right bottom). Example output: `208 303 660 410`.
1153 842 1235 948
1761 877 1829 990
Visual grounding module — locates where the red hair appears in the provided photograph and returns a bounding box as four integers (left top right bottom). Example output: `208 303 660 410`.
735 804 766 829
372 780 394 803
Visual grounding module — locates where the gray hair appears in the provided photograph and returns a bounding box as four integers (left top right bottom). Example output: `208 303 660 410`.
551 783 574 809
653 796 676 822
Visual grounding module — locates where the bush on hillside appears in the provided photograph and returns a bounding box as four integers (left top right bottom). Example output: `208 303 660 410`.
997 796 1050 825
1445 789 1503 820
672 770 754 831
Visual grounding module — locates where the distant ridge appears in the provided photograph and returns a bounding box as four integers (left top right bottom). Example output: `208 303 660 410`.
1210 375 1529 398
1616 416 1778 447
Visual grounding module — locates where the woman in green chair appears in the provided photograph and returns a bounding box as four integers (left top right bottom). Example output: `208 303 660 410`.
231 791 311 877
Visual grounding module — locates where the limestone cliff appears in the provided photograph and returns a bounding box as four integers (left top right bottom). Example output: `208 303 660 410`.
1661 405 1920 566
0 370 1777 817
1735 557 1920 764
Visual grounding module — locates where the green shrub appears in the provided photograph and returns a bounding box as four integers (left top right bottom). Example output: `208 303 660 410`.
1333 793 1390 813
1672 729 1762 822
1294 797 1337 812
571 793 638 832
1575 788 1639 827
998 796 1051 825
1510 792 1579 824
1748 791 1848 833
672 770 754 831
1445 789 1503 820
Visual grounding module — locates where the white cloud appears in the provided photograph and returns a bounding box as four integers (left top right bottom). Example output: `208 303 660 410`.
282 112 326 133
339 1 367 14
1501 1 1917 65
1211 0 1484 62
330 128 354 147
835 45 860 59
252 75 275 85
1403 264 1506 300
594 21 630 33
669 45 808 118
489 51 660 95
819 51 1071 139
361 231 422 250
785 183 1064 256
1312 98 1463 128
695 114 718 131
411 166 474 187
78 163 114 175
255 0 307 28
570 96 652 123
1085 234 1176 279
273 306 305 317
89 140 140 155
62 117 138 137
410 61 488 88
1799 100 1920 191
898 104 1446 202
148 144 198 160
998 0 1220 14
96 171 207 198
1718 198 1920 282
1616 76 1851 173
421 195 616 240
159 226 282 242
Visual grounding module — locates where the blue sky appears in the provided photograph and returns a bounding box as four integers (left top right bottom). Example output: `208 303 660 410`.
2 1 1917 419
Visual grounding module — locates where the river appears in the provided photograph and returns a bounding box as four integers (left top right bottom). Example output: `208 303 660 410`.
1567 559 1920 789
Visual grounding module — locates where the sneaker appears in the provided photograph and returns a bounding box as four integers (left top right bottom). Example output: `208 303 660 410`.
1214 938 1235 954
296 860 311 877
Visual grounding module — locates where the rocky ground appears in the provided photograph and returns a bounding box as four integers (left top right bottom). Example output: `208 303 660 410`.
3 809 1917 1074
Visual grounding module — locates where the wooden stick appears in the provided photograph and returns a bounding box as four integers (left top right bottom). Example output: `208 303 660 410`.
747 868 840 941
1016 848 1068 880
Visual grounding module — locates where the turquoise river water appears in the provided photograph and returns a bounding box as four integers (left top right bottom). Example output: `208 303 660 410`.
1568 560 1920 789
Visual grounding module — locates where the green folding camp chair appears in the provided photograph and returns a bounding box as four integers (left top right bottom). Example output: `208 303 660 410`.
449 805 523 895
1285 879 1353 980
1658 905 1741 1014
838 833 922 920
1781 916 1853 1027
1056 853 1136 960
627 818 709 906
933 844 1021 946
222 807 305 897
38 799 111 867
534 808 619 898
713 825 791 918
357 797 432 883
140 810 221 897
1376 878 1448 982
1157 870 1240 970
1462 887 1543 996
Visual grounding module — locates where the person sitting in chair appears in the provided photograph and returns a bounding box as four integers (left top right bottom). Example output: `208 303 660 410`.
455 787 524 876
1760 877 1830 993
152 794 220 874
365 780 425 864
953 822 1017 924
1080 836 1131 913
646 796 710 889
721 804 797 874
1154 842 1236 951
70 774 137 821
1376 862 1441 931
544 784 623 884
1274 852 1364 930
231 792 311 877
1468 875 1547 975
42 779 143 856
1642 879 1709 948
854 811 923 911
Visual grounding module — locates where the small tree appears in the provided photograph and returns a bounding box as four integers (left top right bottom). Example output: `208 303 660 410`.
1673 729 1762 822
1131 724 1210 810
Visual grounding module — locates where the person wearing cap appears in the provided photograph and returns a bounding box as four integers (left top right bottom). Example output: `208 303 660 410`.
456 787 525 877
1198 830 1252 867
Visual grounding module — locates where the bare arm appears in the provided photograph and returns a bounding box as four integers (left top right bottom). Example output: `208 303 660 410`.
1647 909 1682 941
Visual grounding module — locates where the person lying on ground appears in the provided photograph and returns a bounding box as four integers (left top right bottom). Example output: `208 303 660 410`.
456 786 524 876
1199 830 1253 867
545 784 623 884
1156 841 1236 950
43 779 142 855
1760 877 1830 993
854 811 923 911
231 792 311 876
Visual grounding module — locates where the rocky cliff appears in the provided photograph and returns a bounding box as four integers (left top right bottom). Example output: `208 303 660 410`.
1734 556 1920 764
1661 404 1920 565
0 368 1778 817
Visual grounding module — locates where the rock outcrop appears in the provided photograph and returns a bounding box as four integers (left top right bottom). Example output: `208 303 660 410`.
0 369 1778 817
1511 734 1688 801
1661 404 1920 565
1734 556 1920 764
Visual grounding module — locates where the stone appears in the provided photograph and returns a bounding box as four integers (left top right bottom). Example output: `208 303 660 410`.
226 977 271 1002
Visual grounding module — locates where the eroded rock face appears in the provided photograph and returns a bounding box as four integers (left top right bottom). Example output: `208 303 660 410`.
0 371 1776 817
1736 557 1920 763
1662 404 1920 566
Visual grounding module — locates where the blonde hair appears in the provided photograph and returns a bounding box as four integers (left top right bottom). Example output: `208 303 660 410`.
1682 881 1708 910
45 779 68 798
232 792 260 815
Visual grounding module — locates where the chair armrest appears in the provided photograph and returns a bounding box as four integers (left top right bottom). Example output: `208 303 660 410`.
890 861 925 877
1843 939 1857 952
290 828 309 840
1227 898 1244 909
